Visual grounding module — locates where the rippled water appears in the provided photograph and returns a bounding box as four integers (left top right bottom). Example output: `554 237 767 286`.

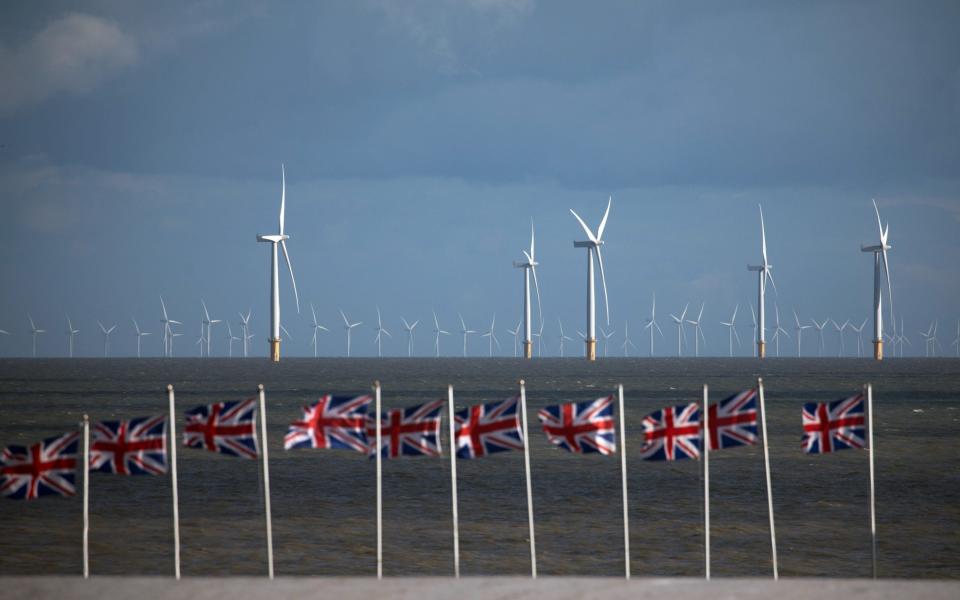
0 358 957 578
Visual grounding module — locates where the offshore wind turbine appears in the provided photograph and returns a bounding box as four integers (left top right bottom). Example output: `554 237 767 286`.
339 309 362 357
686 303 706 357
747 205 777 358
513 220 543 359
621 321 638 357
131 318 150 358
239 310 252 358
481 314 501 357
432 310 449 357
256 164 301 362
897 318 911 358
811 318 828 357
670 303 689 357
226 321 241 358
720 305 741 357
65 315 79 358
401 317 419 358
850 318 869 358
170 331 182 357
793 309 811 357
600 327 615 358
570 197 612 361
194 323 205 357
458 313 476 357
832 319 849 357
533 321 545 357
953 321 960 358
770 305 789 357
310 304 328 358
507 322 521 357
861 199 894 360
28 314 45 357
160 296 181 358
373 306 391 358
201 300 221 357
558 318 573 358
643 293 664 357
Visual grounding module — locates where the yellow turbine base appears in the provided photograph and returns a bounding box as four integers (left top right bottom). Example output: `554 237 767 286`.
269 339 280 363
523 341 533 359
874 340 883 361
758 341 766 359
585 339 597 361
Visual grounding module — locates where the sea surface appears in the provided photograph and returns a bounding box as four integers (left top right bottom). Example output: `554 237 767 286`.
0 358 957 578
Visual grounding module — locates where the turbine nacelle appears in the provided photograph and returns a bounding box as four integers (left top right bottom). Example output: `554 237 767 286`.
257 234 289 243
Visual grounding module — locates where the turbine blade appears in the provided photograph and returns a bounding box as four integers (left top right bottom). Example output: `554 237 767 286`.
882 248 894 324
530 264 543 333
529 219 535 260
340 308 350 327
595 245 611 326
279 164 286 235
311 303 318 326
569 209 597 243
597 196 612 240
759 204 768 265
280 239 300 313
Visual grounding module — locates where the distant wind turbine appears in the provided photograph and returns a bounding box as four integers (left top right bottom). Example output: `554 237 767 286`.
65 315 79 358
557 319 573 358
226 321 241 358
670 303 689 357
600 327 615 358
132 318 150 358
160 296 181 358
201 300 221 357
401 316 419 357
720 305 741 357
832 319 849 357
770 306 789 357
793 309 811 357
850 318 869 358
747 205 777 358
458 313 477 358
481 314 501 357
686 303 706 357
952 321 960 358
570 197 612 360
811 318 828 357
238 309 252 358
373 306 391 358
28 314 45 358
643 293 664 357
339 309 362 357
621 321 638 357
507 322 521 357
513 220 543 359
861 199 894 360
750 304 758 358
97 321 117 357
310 304 328 358
432 310 449 357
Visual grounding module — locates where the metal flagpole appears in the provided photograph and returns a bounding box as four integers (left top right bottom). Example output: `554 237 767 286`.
702 384 710 580
758 378 779 579
82 414 89 580
167 385 181 579
258 384 274 579
447 385 460 578
375 381 383 580
617 384 630 579
519 380 537 578
867 383 877 579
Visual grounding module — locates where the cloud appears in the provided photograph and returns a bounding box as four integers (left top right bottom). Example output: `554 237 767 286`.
0 13 138 114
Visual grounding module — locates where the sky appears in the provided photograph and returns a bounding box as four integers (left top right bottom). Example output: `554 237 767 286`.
0 0 958 358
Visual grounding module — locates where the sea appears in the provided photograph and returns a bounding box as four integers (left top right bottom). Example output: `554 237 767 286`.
0 357 957 578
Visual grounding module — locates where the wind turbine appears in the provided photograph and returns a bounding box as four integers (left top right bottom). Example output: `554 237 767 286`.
280 324 293 343
570 197 612 360
558 318 573 358
643 293 664 357
832 319 849 357
169 331 182 357
507 322 521 357
160 296 181 358
401 317 419 357
686 303 706 357
811 318 828 357
458 313 476 357
226 321 241 358
201 300 221 357
339 309 362 357
720 305 741 357
600 327 615 358
481 314 501 357
28 314 45 357
621 321 638 357
432 310 449 357
533 321 545 357
897 318 911 358
952 321 960 358
65 315 79 358
97 321 116 357
256 164 300 362
132 318 150 358
747 205 777 358
793 309 811 357
513 220 543 359
194 323 205 357
373 306 391 358
850 318 869 358
770 305 789 357
238 309 252 358
309 304 328 358
861 199 894 360
670 303 689 357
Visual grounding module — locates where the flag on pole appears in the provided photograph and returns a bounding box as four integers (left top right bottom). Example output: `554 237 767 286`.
454 396 524 459
90 416 168 475
367 399 444 458
538 396 616 455
802 393 866 454
639 403 701 461
285 394 372 453
1 432 80 500
183 398 259 459
705 389 758 450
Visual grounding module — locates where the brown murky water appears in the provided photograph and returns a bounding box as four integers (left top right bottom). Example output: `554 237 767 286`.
0 358 957 578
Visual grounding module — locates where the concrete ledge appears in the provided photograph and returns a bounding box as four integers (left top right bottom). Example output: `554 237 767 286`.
1 577 958 600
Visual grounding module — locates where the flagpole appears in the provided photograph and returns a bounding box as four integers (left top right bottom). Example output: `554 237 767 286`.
375 381 383 580
447 384 460 578
867 383 877 579
519 380 537 578
258 384 274 579
167 385 181 579
618 384 630 579
82 414 89 580
758 377 779 579
702 384 710 581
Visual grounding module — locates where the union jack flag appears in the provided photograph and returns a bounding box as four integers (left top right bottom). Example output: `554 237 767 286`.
91 416 168 475
1 432 79 500
454 396 524 459
538 396 616 455
184 398 259 459
367 399 444 459
802 393 866 454
640 402 701 461
285 394 372 453
705 389 758 450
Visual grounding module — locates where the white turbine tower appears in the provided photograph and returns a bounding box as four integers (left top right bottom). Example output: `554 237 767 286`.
747 205 777 359
750 304 758 358
793 309 812 357
194 323 205 357
28 314 45 358
643 293 664 357
570 197 612 361
770 305 789 357
458 313 476 357
226 321 241 358
507 322 521 357
481 314 501 357
621 321 638 357
256 164 300 362
373 306 391 358
432 310 449 357
132 318 150 358
720 305 741 357
238 309 252 358
670 303 689 357
160 296 181 358
861 199 894 360
686 303 706 357
201 300 221 357
919 321 935 357
513 220 543 359
97 321 116 357
169 331 183 357
558 318 573 358
309 304 328 358
811 318 828 357
339 309 362 357
65 315 79 358
401 317 419 358
850 318 869 358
